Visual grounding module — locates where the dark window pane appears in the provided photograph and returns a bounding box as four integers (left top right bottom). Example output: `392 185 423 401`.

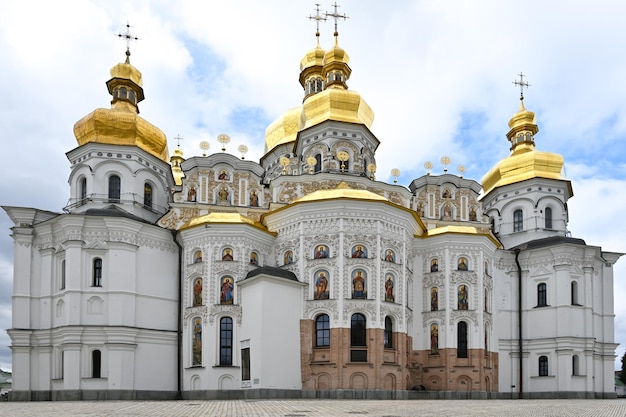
220 317 233 366
315 314 330 347
350 313 366 347
457 321 468 358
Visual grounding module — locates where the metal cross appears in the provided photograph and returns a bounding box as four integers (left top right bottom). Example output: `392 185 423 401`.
116 22 140 60
173 134 184 148
325 2 349 36
308 3 327 37
513 72 530 101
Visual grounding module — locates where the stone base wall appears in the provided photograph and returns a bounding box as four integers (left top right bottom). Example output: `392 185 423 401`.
300 320 412 390
412 348 499 392
9 390 179 401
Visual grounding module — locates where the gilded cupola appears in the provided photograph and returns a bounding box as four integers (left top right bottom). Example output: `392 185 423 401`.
73 50 170 163
299 4 327 102
481 97 571 196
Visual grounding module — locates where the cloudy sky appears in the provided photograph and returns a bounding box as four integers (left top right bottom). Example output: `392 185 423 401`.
1 0 625 373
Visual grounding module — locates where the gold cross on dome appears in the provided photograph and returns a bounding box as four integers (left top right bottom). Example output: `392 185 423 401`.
325 2 349 36
308 3 327 37
513 72 531 101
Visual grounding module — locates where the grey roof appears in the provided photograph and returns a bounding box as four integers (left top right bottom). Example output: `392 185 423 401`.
513 235 587 251
245 266 299 282
82 205 153 224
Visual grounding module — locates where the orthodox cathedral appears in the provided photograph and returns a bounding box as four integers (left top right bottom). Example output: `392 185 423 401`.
3 13 622 401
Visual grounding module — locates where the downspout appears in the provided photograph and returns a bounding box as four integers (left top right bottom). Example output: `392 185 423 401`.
173 230 183 399
514 248 523 399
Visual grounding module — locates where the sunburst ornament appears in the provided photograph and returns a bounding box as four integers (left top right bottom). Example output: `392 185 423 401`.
199 141 210 157
238 145 248 160
424 161 433 175
217 134 231 152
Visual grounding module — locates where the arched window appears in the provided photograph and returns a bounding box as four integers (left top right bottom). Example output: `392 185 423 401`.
457 321 468 358
572 355 579 376
143 183 153 208
537 283 547 307
315 314 330 347
545 207 553 229
539 355 549 376
384 316 393 348
314 154 322 173
60 260 66 290
220 317 233 366
513 209 523 232
79 177 87 204
92 350 101 378
350 313 367 362
92 258 102 287
108 175 121 202
571 281 579 305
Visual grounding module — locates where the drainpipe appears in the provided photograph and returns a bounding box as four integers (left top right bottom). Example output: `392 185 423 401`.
173 230 183 399
514 248 523 399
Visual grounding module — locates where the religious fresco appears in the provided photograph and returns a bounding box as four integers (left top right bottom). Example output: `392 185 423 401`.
352 269 367 299
458 284 468 310
222 248 234 261
351 245 367 258
192 317 202 366
458 257 468 271
220 276 234 304
384 274 394 302
314 244 329 259
430 287 438 311
314 270 329 300
192 277 202 307
384 249 395 263
284 250 294 265
430 258 439 272
249 251 258 265
193 250 203 263
430 323 439 353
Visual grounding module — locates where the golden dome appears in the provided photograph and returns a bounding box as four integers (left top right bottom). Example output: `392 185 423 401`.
73 54 169 163
300 87 374 131
180 212 271 234
300 44 326 73
73 107 169 162
292 181 388 203
324 40 350 67
264 106 302 153
481 101 570 196
109 56 143 88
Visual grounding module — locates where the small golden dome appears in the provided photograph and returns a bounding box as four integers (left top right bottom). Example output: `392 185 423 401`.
324 38 350 67
180 212 270 233
264 106 302 153
293 181 387 203
300 44 326 73
481 100 570 196
73 53 169 163
109 53 143 88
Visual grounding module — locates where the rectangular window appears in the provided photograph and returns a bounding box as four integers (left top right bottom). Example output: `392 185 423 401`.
537 283 547 307
513 209 523 232
241 348 250 381
220 317 233 366
539 356 549 376
350 349 367 362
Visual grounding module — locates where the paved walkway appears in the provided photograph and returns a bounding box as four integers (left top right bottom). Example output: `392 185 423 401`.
1 399 626 417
